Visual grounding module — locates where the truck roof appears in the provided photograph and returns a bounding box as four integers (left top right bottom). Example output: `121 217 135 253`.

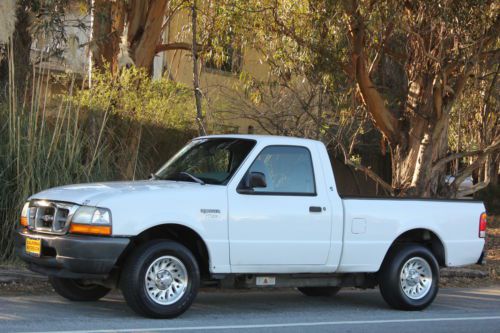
196 134 321 145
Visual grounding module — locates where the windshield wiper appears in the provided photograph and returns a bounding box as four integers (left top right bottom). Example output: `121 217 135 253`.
153 172 205 185
179 172 205 185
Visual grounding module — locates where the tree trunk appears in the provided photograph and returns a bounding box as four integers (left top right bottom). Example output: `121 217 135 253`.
91 0 173 74
191 0 206 135
391 108 449 196
490 156 499 186
91 0 125 73
128 0 168 72
345 3 451 197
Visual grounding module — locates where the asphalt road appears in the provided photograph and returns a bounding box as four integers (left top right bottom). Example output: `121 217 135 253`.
1 287 500 333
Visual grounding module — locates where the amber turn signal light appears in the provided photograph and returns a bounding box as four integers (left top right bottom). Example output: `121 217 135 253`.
20 216 28 227
69 223 111 236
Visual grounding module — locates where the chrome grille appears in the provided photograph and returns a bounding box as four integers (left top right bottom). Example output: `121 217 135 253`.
28 200 78 234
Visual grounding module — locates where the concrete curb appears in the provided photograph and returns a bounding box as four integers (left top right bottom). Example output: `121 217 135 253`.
0 266 489 284
440 267 489 279
0 266 47 284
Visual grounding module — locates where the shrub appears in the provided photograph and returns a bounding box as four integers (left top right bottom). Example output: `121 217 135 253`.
75 66 195 129
0 76 117 260
0 67 197 261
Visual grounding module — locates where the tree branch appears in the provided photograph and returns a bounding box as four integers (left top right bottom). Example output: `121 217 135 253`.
155 42 201 53
433 136 500 172
338 140 395 196
345 160 395 196
432 149 482 171
343 1 400 144
369 22 395 76
449 136 500 195
456 182 489 198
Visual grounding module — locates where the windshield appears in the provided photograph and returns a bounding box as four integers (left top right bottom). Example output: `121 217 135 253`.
155 138 256 185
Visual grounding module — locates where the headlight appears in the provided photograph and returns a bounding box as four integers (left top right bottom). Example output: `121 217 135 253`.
20 202 29 227
72 206 112 225
70 206 112 236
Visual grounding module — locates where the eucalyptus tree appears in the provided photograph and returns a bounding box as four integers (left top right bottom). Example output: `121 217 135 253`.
226 0 499 197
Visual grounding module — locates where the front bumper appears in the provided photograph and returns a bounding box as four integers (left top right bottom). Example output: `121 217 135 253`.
15 228 129 279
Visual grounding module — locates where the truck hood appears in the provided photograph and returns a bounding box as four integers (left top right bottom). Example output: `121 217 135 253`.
29 180 205 206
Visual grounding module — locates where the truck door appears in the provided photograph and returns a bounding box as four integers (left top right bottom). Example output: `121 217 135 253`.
228 144 332 267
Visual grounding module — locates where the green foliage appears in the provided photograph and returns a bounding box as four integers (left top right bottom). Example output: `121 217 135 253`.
204 0 361 142
449 66 499 154
75 66 195 129
0 65 197 261
0 77 117 261
28 0 88 60
212 0 498 194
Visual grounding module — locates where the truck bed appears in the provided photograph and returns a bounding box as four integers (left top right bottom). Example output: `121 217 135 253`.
337 197 485 272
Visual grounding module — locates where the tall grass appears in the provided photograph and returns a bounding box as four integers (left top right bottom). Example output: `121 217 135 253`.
0 67 118 261
0 51 196 262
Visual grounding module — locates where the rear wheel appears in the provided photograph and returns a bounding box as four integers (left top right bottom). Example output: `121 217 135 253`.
49 277 111 301
120 240 200 318
379 244 439 310
298 286 341 297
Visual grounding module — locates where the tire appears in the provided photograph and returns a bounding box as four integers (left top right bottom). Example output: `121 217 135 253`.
379 244 439 311
49 276 111 301
298 286 341 297
120 240 200 318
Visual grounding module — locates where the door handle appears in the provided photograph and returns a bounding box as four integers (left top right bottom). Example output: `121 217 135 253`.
309 206 322 213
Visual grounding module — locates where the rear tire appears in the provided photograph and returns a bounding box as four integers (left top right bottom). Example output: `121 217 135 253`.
49 277 111 301
298 286 341 297
379 244 439 310
120 240 200 318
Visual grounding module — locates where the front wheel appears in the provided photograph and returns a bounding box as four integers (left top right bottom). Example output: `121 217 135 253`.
379 244 439 310
120 240 200 318
49 277 111 301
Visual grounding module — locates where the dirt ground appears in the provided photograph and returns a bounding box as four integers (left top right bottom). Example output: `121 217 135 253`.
1 216 499 295
485 215 500 279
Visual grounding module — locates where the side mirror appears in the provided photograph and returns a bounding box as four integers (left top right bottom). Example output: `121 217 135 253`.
246 172 267 188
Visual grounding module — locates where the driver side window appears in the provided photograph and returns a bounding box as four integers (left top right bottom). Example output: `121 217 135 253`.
246 146 316 195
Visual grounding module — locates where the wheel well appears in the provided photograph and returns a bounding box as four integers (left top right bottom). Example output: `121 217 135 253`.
385 229 446 267
118 224 211 279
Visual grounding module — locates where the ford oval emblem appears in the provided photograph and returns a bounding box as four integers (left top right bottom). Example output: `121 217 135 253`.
41 215 54 222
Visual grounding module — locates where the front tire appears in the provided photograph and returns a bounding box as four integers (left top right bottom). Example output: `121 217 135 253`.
49 277 111 301
298 287 341 297
379 244 439 310
120 240 200 318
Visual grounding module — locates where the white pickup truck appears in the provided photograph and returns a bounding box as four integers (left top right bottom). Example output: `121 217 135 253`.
15 135 487 318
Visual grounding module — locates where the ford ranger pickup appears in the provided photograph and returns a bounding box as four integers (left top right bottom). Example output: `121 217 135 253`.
15 135 487 318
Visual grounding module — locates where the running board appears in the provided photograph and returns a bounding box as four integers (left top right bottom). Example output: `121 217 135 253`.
212 273 377 289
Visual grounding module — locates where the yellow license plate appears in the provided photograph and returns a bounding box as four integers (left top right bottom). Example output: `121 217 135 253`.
25 238 41 257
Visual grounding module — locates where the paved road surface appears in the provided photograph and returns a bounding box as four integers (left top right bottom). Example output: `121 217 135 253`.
1 287 499 333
